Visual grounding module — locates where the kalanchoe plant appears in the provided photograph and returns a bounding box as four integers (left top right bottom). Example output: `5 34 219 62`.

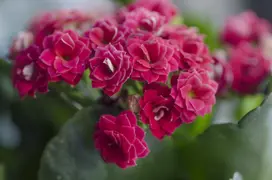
11 0 272 172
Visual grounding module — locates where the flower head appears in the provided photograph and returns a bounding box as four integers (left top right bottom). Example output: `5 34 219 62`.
160 25 211 71
38 30 91 85
178 37 212 71
9 31 34 60
127 32 174 83
89 44 133 96
230 42 270 94
170 68 218 123
84 19 125 50
94 110 150 168
29 10 94 47
12 45 48 97
139 83 180 139
125 0 178 22
121 8 166 33
211 50 233 95
220 10 271 46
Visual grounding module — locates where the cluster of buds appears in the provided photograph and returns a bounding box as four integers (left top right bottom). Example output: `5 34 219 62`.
211 10 272 96
10 0 218 168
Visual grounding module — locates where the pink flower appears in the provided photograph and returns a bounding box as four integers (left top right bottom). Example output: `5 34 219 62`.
38 30 91 85
29 10 94 47
160 25 203 42
230 42 270 94
139 83 180 140
94 110 150 169
211 50 233 95
125 0 178 22
170 68 218 123
89 44 133 96
9 31 34 60
160 25 211 71
84 19 125 50
179 37 212 71
57 9 94 34
12 45 48 98
220 10 271 46
127 32 174 83
121 8 166 32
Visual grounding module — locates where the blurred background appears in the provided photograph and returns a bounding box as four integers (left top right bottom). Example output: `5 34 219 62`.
0 0 271 180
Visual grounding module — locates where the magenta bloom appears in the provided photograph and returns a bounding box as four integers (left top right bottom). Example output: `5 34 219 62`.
89 44 133 96
211 50 233 95
171 68 218 123
160 25 202 42
220 10 271 46
127 32 174 83
12 45 48 98
121 8 166 32
160 25 211 71
29 10 94 47
9 31 34 60
139 83 180 140
230 43 270 94
126 0 178 22
178 36 212 71
38 30 91 85
94 110 150 169
84 19 126 50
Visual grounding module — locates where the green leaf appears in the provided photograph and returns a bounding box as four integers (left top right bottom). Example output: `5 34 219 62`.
106 136 179 180
236 94 264 120
39 106 180 180
0 164 4 180
176 93 272 180
38 107 118 180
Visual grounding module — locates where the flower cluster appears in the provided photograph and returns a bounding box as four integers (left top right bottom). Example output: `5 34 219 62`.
10 9 94 97
10 0 218 168
210 10 272 96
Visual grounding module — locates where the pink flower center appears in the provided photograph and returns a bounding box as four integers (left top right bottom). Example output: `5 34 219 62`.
103 58 115 72
153 105 169 121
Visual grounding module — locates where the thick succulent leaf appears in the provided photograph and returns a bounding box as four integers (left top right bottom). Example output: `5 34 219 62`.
0 164 4 180
106 136 179 180
176 93 272 180
38 105 180 180
38 107 119 180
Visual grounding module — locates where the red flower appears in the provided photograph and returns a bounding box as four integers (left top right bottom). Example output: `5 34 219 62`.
127 32 174 83
125 0 178 22
211 50 233 95
220 10 270 46
12 45 48 98
84 19 125 50
170 69 218 123
160 25 211 71
29 10 94 47
121 8 166 32
160 25 202 42
230 42 270 94
178 36 212 71
9 31 34 60
94 110 150 169
139 83 180 140
38 30 91 85
89 44 133 96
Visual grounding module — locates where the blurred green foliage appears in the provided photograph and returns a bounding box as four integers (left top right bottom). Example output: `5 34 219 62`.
0 60 78 180
38 93 272 180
